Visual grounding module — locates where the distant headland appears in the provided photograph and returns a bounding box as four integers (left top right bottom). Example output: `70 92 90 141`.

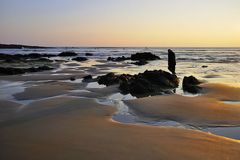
0 44 49 49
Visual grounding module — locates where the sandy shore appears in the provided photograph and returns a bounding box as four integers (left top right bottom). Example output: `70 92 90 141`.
0 58 240 160
126 83 240 127
14 81 87 100
1 96 240 160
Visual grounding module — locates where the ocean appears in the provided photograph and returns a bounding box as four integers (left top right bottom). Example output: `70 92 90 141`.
1 47 239 84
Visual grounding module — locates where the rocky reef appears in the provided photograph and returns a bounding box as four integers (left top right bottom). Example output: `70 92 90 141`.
72 57 88 62
58 51 78 57
0 66 53 75
107 52 160 66
97 70 179 97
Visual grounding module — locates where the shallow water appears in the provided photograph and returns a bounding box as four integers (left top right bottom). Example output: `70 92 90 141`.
96 91 240 140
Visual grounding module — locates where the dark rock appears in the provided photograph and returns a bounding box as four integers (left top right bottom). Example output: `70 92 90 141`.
72 57 88 62
98 73 120 86
139 70 179 88
70 77 76 81
0 66 53 75
0 67 26 75
202 65 208 68
0 53 56 62
168 49 176 74
120 77 155 95
58 51 77 57
107 56 130 62
132 60 148 66
85 53 93 56
83 75 93 82
131 52 160 61
182 76 202 94
107 52 160 63
97 70 179 97
119 70 179 97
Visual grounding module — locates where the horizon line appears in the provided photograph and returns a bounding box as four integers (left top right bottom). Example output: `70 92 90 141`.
1 43 240 49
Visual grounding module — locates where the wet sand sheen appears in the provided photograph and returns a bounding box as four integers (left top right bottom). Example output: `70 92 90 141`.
0 97 240 160
125 83 240 127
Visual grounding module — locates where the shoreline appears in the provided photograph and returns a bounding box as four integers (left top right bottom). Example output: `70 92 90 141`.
0 50 240 159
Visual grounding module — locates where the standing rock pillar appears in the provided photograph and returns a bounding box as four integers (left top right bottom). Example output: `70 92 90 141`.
168 49 176 74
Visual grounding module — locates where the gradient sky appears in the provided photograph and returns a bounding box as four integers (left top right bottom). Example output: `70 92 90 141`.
0 0 240 47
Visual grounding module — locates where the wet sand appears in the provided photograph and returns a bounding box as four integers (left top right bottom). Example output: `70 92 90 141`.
0 59 240 159
126 83 240 127
1 97 240 160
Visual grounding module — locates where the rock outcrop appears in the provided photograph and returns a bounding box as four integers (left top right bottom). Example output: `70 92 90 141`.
182 76 202 94
97 70 179 97
131 52 160 61
107 52 160 66
72 57 88 62
58 51 77 57
0 66 53 75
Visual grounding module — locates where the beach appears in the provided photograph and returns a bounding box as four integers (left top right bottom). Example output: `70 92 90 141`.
0 48 240 160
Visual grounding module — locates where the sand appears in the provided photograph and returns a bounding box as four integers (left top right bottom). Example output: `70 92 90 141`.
202 83 240 101
126 83 240 127
70 85 119 98
13 81 87 100
0 100 22 122
1 96 240 160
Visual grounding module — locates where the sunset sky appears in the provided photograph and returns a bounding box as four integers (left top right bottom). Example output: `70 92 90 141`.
0 0 240 47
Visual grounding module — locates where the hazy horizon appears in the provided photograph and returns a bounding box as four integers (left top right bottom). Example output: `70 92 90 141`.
1 0 240 47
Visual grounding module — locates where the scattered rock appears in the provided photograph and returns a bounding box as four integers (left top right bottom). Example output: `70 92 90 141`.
107 52 160 66
85 53 93 56
107 56 130 62
0 66 53 75
131 52 160 61
58 51 77 57
83 75 93 82
72 57 88 62
70 77 76 81
182 76 202 94
0 53 56 62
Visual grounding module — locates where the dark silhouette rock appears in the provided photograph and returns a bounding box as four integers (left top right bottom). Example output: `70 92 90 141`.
70 77 76 81
0 53 56 62
58 51 77 57
107 56 130 62
182 76 202 94
131 52 160 61
97 70 179 97
107 52 159 66
98 73 120 86
72 57 88 62
85 53 93 56
168 49 176 74
120 77 155 95
0 66 53 75
83 75 93 82
119 70 179 97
